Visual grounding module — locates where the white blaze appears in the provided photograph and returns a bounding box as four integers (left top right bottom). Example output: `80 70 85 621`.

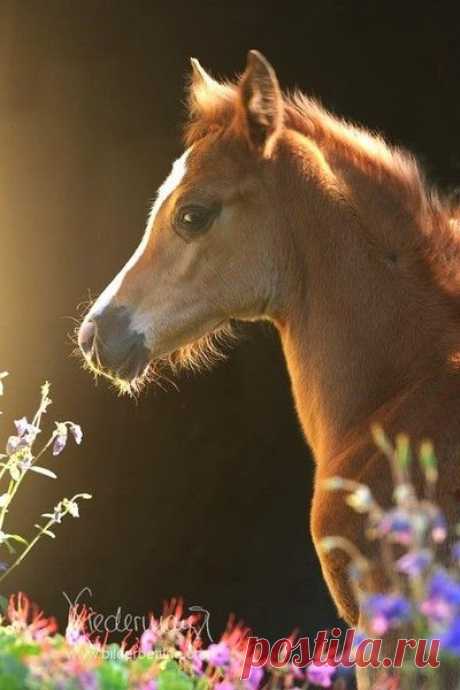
89 148 191 319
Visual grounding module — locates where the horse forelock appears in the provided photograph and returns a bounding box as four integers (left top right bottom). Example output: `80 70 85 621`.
184 76 238 147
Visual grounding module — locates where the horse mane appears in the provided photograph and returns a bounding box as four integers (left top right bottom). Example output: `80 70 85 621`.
284 92 460 296
285 93 430 214
184 79 460 296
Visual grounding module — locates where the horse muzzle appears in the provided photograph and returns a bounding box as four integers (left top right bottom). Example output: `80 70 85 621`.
78 305 150 382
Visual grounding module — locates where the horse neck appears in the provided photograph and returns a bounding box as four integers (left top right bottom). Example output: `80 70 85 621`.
274 133 452 463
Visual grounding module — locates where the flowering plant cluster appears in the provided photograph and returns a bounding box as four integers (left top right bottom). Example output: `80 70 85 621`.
0 371 91 586
322 426 460 688
0 593 348 690
2 369 460 689
0 372 344 689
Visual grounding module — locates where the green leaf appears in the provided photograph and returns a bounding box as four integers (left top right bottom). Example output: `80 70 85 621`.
0 654 29 690
8 535 28 547
11 641 41 658
395 433 411 470
30 466 57 480
371 424 393 456
96 660 129 690
157 661 194 690
195 677 210 690
419 439 438 482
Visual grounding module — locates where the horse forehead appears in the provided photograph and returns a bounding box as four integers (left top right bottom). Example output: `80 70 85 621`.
152 141 253 217
153 143 236 200
156 149 191 206
146 147 194 226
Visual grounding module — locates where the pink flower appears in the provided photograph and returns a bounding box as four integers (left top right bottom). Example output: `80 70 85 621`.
307 662 336 687
7 592 57 640
65 604 91 645
245 665 264 688
140 628 158 654
202 641 230 667
191 651 204 674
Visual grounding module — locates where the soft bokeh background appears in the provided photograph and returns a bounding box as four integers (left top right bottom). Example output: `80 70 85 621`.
0 1 459 639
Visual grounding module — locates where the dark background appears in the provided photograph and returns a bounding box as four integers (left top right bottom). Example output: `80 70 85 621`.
0 1 459 641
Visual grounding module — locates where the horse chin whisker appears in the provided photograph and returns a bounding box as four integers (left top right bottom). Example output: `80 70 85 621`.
138 363 179 393
73 319 237 397
75 293 95 317
147 321 237 387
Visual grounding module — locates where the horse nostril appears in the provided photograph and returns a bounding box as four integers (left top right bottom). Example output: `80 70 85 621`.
78 320 96 355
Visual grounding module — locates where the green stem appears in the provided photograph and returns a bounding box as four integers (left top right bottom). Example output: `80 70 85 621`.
0 435 56 532
0 517 55 585
0 493 89 586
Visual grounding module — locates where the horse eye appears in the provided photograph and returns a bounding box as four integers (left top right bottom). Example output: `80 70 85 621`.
175 205 215 238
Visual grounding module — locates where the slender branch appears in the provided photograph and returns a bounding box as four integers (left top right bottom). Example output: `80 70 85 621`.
0 494 90 585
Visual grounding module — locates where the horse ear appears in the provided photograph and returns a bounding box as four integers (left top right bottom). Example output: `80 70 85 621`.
238 50 283 155
188 58 230 118
190 58 220 92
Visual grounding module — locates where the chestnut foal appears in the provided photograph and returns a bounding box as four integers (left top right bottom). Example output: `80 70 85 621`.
79 51 460 648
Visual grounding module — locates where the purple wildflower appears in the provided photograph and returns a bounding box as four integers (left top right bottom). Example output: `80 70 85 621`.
69 423 83 445
396 549 432 576
53 422 82 454
141 682 157 690
420 571 460 622
65 615 87 645
53 424 68 455
66 628 85 645
14 417 28 436
421 598 452 622
378 509 413 544
363 594 411 634
290 663 305 680
140 628 157 654
215 683 235 690
307 662 336 688
203 641 231 667
438 616 460 656
6 435 28 456
427 571 460 604
431 512 447 543
77 671 99 690
452 541 460 563
245 665 264 689
191 651 204 675
14 417 40 444
52 436 67 455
